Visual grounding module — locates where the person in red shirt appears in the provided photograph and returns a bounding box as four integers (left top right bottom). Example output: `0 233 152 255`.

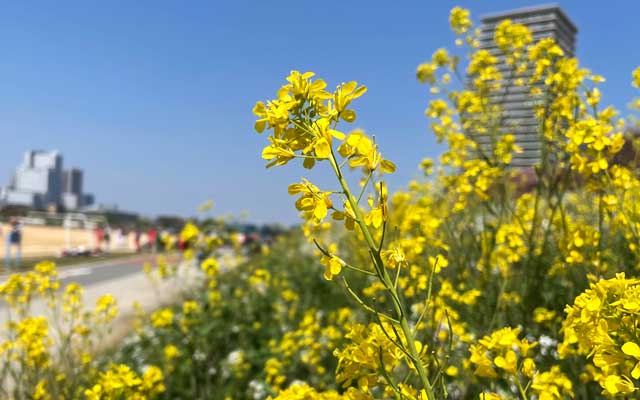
147 227 158 253
94 226 104 253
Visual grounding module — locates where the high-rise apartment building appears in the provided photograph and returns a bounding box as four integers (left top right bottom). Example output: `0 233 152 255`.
473 5 577 167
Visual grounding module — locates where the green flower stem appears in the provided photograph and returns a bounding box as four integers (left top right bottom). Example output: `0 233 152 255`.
515 378 529 400
341 276 400 324
327 149 436 400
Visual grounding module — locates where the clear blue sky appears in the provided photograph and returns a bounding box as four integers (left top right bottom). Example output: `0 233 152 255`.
0 1 637 224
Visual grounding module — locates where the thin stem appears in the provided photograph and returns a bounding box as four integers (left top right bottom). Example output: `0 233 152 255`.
327 147 436 400
312 239 377 276
393 265 402 290
357 170 374 204
515 378 529 400
379 347 403 400
341 276 399 324
414 261 436 335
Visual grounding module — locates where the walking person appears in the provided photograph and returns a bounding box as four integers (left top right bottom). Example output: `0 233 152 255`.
94 226 104 254
147 227 158 254
5 218 22 270
103 226 111 254
134 229 141 253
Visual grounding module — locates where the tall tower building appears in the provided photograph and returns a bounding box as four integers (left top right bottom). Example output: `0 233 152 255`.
474 5 577 168
62 169 83 195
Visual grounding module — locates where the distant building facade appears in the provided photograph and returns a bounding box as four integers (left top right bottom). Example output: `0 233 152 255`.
0 150 95 211
472 5 578 167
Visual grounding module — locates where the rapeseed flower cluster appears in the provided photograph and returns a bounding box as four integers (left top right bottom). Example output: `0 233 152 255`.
560 274 640 396
0 260 172 399
248 5 640 400
84 364 165 400
14 5 636 400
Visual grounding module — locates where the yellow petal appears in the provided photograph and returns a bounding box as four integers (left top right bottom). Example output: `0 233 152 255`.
303 157 315 169
351 86 367 99
633 362 640 379
381 159 397 173
301 71 315 79
310 79 327 91
287 184 305 195
323 265 333 280
314 138 331 159
356 136 373 154
252 101 266 116
329 129 345 140
254 119 267 133
622 342 640 358
342 81 357 93
598 158 608 170
314 201 328 220
586 296 601 311
341 109 356 123
261 145 278 160
346 131 362 146
330 257 342 275
299 197 314 210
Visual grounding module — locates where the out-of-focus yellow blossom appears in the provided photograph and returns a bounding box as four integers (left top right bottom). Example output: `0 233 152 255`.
33 380 51 400
633 66 640 88
201 257 219 277
151 308 174 328
182 300 200 315
14 316 52 368
533 307 557 324
180 222 199 243
478 393 502 400
164 344 180 361
530 365 574 400
449 7 472 34
84 363 165 400
268 382 362 400
141 365 166 394
197 199 214 212
469 327 536 379
494 19 532 57
95 294 118 323
494 134 522 164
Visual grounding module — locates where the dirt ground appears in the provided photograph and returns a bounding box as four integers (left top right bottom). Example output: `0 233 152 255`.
0 224 143 258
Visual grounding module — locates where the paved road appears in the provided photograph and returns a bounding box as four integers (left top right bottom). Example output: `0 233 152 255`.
0 254 178 309
56 260 147 287
0 249 234 315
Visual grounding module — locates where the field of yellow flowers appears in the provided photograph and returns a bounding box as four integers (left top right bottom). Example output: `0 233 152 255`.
2 6 640 399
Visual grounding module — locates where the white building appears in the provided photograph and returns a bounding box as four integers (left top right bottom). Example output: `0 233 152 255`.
1 150 95 210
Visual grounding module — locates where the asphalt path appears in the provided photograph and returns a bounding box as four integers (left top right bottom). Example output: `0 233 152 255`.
0 255 170 309
56 261 142 287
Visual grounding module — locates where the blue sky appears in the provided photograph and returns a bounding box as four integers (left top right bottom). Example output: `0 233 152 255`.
0 1 637 224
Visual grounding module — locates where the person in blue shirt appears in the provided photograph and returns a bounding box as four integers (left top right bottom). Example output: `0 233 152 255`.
5 218 22 270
